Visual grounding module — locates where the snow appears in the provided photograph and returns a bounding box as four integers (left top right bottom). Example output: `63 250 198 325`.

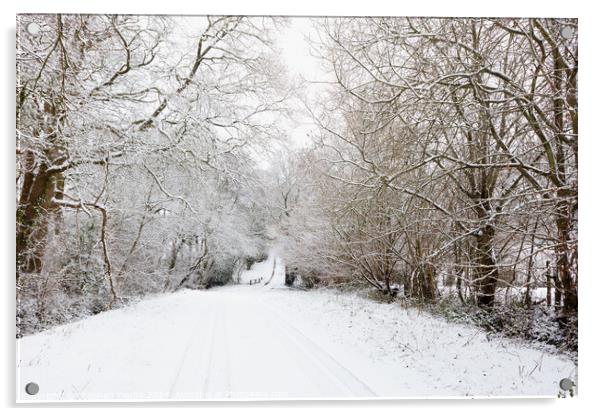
16 256 575 401
267 289 576 398
238 252 286 288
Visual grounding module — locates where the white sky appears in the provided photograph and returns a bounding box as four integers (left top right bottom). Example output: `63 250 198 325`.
163 16 326 164
277 17 322 81
275 17 328 150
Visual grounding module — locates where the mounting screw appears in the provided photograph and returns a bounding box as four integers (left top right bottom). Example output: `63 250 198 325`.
25 22 42 36
25 382 39 395
560 26 574 40
559 378 575 391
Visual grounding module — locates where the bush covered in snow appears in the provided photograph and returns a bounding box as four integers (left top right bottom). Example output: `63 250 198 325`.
410 293 577 355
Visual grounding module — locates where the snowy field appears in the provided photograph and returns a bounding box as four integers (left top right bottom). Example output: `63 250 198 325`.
16 257 576 401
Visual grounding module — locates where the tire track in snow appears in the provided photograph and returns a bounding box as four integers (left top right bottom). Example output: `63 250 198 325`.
201 309 219 398
201 302 233 398
219 303 232 398
259 301 377 397
168 309 215 399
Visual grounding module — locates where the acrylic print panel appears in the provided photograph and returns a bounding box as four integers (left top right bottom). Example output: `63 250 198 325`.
15 14 578 401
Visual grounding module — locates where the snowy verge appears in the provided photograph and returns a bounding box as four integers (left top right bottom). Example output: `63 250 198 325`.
16 285 576 401
258 287 577 397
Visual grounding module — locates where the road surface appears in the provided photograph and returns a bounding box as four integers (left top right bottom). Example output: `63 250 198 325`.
16 255 576 401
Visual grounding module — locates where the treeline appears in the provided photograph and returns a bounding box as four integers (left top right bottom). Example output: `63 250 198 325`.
16 15 288 335
16 16 578 349
275 18 577 345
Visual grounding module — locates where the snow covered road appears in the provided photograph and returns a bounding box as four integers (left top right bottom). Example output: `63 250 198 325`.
17 287 375 401
17 283 576 401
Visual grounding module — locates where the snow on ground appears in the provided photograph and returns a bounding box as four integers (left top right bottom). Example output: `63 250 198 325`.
237 252 286 288
17 257 576 401
263 288 576 398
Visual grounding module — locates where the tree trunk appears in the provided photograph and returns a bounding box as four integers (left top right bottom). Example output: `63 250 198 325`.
555 196 577 315
474 224 498 308
16 165 62 275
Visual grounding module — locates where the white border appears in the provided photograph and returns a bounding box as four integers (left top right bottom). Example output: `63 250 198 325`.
2 1 600 414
